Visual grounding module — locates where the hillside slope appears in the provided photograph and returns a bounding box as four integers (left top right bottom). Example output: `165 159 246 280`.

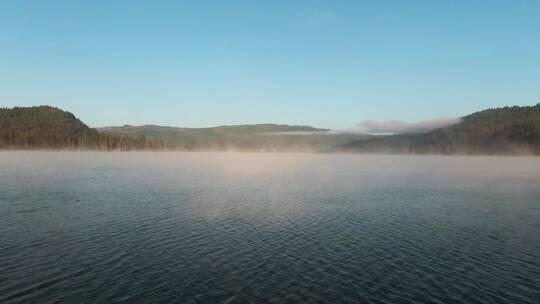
0 106 97 148
0 106 158 150
340 104 540 155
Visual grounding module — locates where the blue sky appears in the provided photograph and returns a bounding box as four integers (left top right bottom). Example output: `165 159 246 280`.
1 1 539 129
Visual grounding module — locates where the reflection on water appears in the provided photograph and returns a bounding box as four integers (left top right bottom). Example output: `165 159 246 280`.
1 152 539 303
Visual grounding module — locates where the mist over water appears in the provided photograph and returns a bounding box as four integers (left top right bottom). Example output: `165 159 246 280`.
1 152 539 303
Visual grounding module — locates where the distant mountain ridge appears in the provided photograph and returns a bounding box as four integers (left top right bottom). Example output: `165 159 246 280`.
97 124 366 152
99 123 326 135
340 104 540 155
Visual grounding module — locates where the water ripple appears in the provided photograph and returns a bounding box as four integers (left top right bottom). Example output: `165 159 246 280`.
1 152 539 303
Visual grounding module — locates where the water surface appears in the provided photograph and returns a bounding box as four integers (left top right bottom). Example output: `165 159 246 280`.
1 152 539 303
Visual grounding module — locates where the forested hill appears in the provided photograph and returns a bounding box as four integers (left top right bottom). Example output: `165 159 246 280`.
7 104 539 154
98 124 326 136
0 106 160 150
98 124 368 152
0 106 368 151
339 104 540 155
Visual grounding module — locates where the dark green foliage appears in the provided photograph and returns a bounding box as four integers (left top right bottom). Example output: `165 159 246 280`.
340 104 540 155
0 106 163 150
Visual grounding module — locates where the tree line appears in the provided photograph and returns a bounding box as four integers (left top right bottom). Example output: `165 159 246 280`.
0 106 168 150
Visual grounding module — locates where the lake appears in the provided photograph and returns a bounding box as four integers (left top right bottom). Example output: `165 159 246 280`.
1 152 539 303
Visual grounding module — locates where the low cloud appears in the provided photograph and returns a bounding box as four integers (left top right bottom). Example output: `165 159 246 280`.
336 118 461 135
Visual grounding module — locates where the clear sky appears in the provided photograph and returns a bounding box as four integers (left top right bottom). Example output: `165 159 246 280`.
1 1 539 129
